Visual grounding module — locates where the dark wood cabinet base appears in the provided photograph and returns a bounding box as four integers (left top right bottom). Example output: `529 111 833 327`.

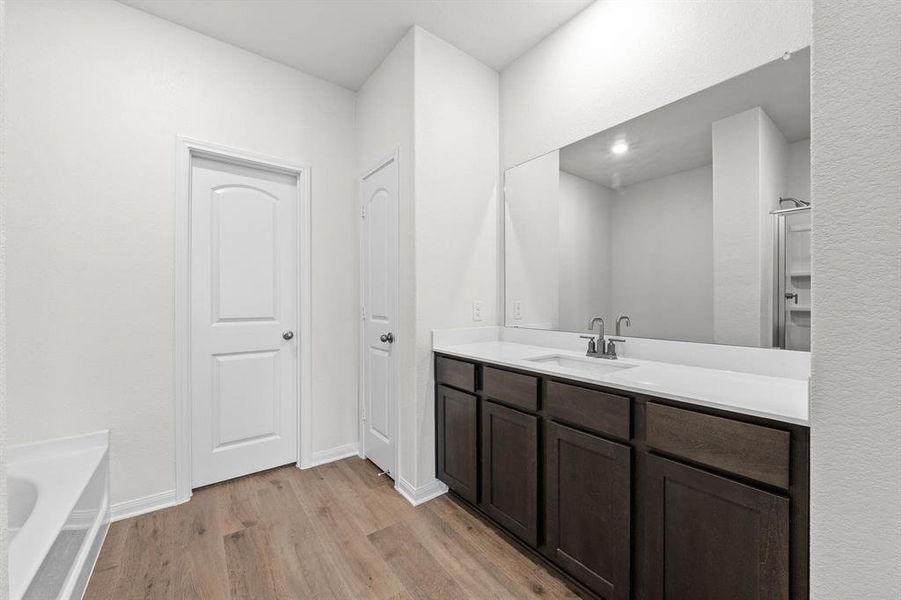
435 353 809 600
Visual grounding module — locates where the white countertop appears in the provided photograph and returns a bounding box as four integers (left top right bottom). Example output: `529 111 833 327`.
433 340 809 426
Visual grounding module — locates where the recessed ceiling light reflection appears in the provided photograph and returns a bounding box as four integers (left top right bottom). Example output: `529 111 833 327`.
611 141 629 155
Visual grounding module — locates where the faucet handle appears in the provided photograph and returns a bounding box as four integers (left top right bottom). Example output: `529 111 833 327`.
579 335 597 354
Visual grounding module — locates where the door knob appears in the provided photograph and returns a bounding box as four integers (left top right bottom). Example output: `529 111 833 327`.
380 332 394 343
282 330 294 340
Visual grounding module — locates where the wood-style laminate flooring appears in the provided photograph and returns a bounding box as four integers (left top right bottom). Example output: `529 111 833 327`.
85 457 581 599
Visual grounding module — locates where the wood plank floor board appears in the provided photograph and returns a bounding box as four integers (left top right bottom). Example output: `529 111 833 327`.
85 458 583 600
289 463 406 599
367 521 467 600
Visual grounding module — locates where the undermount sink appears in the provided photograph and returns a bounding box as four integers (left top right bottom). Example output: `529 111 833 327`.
524 354 638 377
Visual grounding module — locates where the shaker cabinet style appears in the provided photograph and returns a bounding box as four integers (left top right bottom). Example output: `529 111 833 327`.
480 400 539 546
545 421 631 599
435 384 478 504
645 455 790 600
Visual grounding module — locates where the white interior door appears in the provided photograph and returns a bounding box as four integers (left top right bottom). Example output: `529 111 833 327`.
191 156 299 488
361 156 398 476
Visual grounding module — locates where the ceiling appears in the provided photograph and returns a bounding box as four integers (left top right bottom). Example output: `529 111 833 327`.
560 47 811 189
118 0 593 90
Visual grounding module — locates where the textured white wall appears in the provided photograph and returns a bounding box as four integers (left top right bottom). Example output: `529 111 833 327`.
500 0 811 170
810 1 901 597
413 27 499 487
355 29 417 483
0 0 8 594
611 165 714 342
4 0 358 507
504 151 560 329
558 171 612 333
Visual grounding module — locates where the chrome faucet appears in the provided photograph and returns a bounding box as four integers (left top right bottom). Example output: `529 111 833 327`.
583 316 617 360
615 315 631 337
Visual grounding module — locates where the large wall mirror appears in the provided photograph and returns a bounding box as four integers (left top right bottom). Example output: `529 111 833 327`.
504 48 811 351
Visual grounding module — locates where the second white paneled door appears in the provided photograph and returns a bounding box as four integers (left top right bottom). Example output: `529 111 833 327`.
361 156 398 477
191 156 299 488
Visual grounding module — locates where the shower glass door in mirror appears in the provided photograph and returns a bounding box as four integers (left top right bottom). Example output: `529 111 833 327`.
504 48 811 349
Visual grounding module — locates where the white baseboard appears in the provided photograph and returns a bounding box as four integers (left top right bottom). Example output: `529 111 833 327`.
310 442 360 467
396 477 448 506
111 489 177 522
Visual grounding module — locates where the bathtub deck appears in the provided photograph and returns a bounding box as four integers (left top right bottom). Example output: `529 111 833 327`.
84 457 579 600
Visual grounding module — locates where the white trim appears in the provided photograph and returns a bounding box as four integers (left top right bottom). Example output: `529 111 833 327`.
310 442 360 467
358 149 401 480
175 136 312 503
395 477 448 507
111 489 177 522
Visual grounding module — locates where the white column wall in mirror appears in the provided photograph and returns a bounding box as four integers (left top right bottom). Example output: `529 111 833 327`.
3 0 358 509
504 150 560 330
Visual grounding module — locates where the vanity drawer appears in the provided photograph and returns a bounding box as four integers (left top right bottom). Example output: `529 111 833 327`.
545 381 631 440
483 366 539 412
646 402 790 490
436 356 476 392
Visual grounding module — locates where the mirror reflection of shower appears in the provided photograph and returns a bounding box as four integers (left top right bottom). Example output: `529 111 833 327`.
773 203 811 351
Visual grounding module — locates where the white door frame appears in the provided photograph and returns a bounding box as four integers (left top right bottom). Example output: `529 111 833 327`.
357 149 401 479
175 136 312 504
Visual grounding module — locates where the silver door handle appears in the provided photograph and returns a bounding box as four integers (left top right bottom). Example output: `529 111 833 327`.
380 332 394 343
282 330 294 340
784 293 799 304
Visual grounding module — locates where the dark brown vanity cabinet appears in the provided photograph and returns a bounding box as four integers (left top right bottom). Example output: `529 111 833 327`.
433 353 809 600
645 455 790 600
480 399 539 546
545 421 631 600
435 384 478 504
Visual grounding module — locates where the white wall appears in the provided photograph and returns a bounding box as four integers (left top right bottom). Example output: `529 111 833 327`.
558 171 612 333
758 109 789 345
500 0 812 170
0 0 8 594
611 165 714 342
413 27 499 488
355 29 416 484
810 1 901 597
786 138 811 203
504 151 559 329
4 0 358 506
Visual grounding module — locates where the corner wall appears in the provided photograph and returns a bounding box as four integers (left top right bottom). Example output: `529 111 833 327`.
355 29 417 483
810 1 901 596
412 27 499 488
355 26 499 494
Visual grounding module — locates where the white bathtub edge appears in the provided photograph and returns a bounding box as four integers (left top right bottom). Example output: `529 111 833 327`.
9 430 109 464
61 494 109 600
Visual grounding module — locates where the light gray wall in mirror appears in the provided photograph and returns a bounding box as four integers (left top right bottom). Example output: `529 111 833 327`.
504 48 811 349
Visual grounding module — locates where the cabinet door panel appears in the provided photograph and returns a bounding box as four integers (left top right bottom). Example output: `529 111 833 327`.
646 455 790 600
480 400 539 546
435 385 478 503
546 422 630 600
